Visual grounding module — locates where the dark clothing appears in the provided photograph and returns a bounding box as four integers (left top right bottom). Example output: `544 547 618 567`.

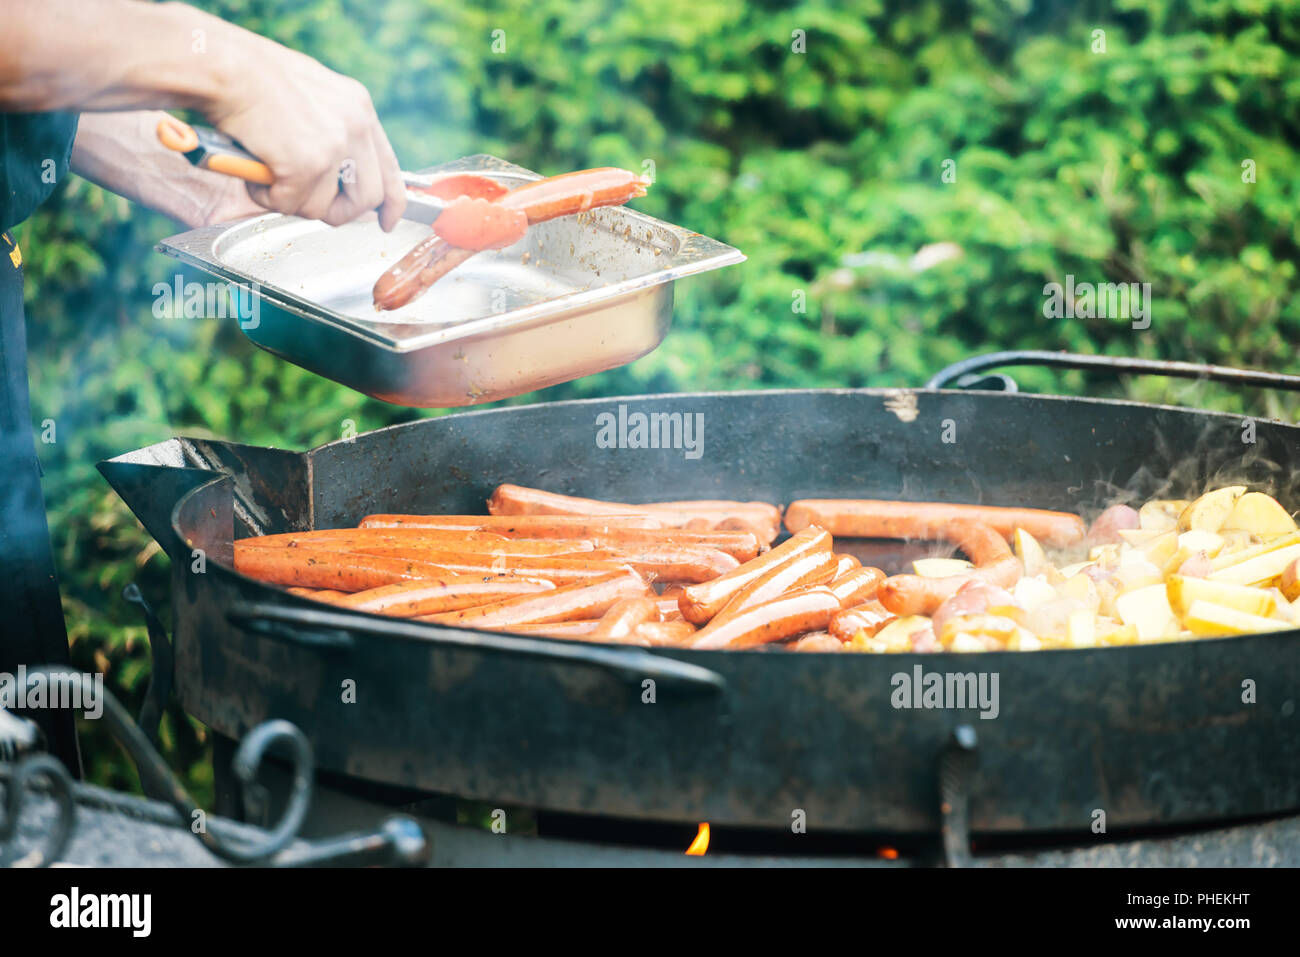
1 111 79 232
0 106 82 773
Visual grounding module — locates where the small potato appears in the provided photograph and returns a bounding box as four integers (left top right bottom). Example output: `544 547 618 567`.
1178 486 1247 534
1221 491 1298 540
1088 504 1140 545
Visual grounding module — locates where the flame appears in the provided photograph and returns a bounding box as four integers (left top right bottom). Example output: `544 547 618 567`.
878 846 899 860
685 822 710 855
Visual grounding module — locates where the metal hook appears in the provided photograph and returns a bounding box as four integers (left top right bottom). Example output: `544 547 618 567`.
0 753 76 867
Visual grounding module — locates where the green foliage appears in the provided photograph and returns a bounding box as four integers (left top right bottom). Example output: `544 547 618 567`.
16 0 1299 797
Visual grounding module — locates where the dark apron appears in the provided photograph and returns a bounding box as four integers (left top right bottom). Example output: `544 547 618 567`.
0 230 81 774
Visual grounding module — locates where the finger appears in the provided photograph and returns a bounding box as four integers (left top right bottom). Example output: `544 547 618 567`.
370 126 407 232
333 137 385 223
297 166 347 223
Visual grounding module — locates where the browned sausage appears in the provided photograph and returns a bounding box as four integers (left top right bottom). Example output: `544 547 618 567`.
625 619 698 646
496 620 603 639
654 597 685 621
286 586 351 603
876 519 1022 616
708 548 839 626
418 570 648 628
591 597 659 639
784 499 1086 548
787 632 845 653
828 600 897 642
359 514 663 535
677 526 832 625
332 576 556 617
487 485 782 542
234 545 452 591
690 587 841 650
833 553 861 577
583 544 739 583
243 532 593 557
828 566 886 607
329 549 637 585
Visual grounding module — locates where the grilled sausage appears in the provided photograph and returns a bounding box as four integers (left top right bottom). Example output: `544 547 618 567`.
358 514 663 535
677 526 832 625
241 531 593 557
496 619 603 639
591 597 660 639
373 168 648 311
285 586 351 603
787 632 845 653
418 570 649 628
655 596 686 620
626 619 698 647
347 540 594 559
323 549 636 585
234 545 451 591
690 587 841 650
784 499 1086 548
876 519 1022 616
827 566 886 607
332 576 556 617
487 485 782 542
708 548 839 625
833 553 861 577
828 600 897 642
584 544 739 583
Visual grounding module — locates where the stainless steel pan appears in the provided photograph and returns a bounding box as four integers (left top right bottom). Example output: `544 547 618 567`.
156 154 744 407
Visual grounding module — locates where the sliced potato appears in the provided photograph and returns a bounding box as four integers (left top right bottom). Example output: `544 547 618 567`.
1139 499 1189 532
1012 576 1056 611
874 615 932 652
1119 527 1164 546
1178 486 1247 533
1065 608 1097 647
912 557 973 578
1166 575 1277 619
1208 542 1300 587
1138 529 1180 567
1183 600 1291 637
1177 529 1225 557
1058 560 1096 578
1114 583 1177 641
1221 491 1298 539
1210 530 1300 571
1014 527 1049 575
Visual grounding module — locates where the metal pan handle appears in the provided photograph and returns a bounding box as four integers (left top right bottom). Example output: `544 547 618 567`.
226 602 726 695
926 350 1300 393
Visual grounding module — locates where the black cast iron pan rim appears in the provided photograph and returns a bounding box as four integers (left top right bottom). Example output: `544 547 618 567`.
304 385 1289 456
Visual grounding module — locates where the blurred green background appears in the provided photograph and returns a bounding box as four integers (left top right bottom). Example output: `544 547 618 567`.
15 0 1299 799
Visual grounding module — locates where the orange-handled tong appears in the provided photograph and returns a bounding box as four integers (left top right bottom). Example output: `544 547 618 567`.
156 114 275 184
155 115 475 224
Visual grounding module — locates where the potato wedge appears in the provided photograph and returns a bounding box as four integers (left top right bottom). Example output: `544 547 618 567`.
1178 486 1247 533
1210 530 1300 571
874 615 933 652
1221 491 1298 539
1139 499 1189 532
1183 600 1291 637
1208 542 1300 587
1014 527 1049 575
1166 575 1277 619
912 557 973 578
1114 583 1177 641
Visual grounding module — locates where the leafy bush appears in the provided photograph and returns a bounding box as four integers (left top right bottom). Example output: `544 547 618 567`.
16 0 1298 797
